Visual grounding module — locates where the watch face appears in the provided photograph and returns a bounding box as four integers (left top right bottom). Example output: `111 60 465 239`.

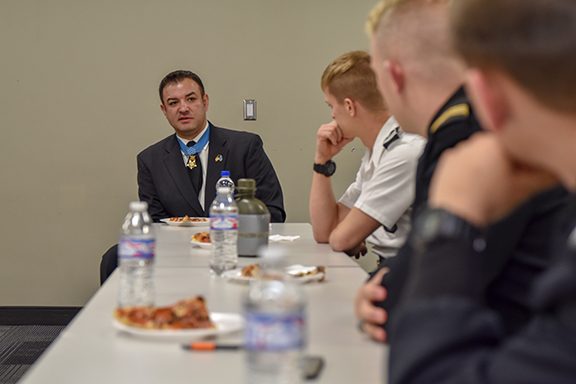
419 211 437 241
314 160 336 176
325 161 336 175
412 208 482 251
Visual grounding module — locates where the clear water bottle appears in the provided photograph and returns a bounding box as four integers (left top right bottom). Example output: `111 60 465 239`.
216 170 235 192
118 201 155 308
209 186 238 275
244 246 306 384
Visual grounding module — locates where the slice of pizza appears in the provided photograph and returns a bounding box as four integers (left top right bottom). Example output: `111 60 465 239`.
192 232 211 243
114 296 215 330
241 264 262 278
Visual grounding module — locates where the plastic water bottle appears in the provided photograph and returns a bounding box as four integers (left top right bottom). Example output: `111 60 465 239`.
244 246 306 384
216 170 235 192
118 201 155 308
209 187 238 275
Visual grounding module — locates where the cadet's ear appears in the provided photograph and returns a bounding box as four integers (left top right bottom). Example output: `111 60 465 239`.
384 60 405 94
466 69 509 132
343 98 356 117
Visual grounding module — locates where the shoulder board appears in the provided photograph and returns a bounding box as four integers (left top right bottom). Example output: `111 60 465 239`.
430 103 470 134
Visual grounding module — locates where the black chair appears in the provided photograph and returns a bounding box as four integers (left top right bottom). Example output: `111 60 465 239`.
99 244 118 285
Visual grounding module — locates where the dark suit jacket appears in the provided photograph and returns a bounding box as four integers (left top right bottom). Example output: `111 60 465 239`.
137 124 286 222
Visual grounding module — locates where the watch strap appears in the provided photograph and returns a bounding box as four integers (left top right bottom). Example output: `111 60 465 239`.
412 207 485 252
313 160 336 177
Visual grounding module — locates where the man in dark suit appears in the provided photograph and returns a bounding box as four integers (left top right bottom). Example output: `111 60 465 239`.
100 71 285 284
138 70 285 223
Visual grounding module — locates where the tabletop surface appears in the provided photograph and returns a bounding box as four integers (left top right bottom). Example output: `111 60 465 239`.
156 222 359 268
20 223 387 383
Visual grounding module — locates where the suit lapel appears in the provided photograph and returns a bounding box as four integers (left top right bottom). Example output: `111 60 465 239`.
205 125 230 208
163 135 205 215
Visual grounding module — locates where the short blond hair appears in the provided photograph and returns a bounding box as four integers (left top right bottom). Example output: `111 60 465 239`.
321 50 385 112
367 0 457 84
367 0 449 36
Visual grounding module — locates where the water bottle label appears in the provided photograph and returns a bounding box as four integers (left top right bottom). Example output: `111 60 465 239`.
245 310 305 351
210 214 238 230
119 237 155 260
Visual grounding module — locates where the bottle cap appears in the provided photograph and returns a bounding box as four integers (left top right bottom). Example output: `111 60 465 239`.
221 170 231 177
237 178 256 190
129 201 148 211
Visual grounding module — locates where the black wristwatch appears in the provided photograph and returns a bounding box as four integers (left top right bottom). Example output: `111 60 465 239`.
313 160 336 177
411 207 485 252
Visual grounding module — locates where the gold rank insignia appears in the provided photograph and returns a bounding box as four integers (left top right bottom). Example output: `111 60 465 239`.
215 154 223 162
187 155 197 169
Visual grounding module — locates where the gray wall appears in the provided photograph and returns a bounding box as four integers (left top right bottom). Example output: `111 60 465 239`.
0 0 372 306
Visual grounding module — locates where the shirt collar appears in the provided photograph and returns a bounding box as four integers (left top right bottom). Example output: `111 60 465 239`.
427 86 468 134
177 121 210 146
370 116 400 164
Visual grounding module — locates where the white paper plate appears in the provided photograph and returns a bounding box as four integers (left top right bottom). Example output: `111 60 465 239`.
113 312 243 342
160 217 209 227
190 238 213 249
221 265 325 285
190 232 212 249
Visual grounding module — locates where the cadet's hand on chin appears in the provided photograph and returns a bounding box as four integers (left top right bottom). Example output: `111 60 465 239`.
429 133 558 227
315 121 353 163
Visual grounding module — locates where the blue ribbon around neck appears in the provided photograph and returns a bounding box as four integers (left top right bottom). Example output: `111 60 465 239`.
177 125 211 157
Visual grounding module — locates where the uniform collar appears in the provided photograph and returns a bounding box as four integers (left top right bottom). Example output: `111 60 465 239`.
370 116 400 165
428 86 471 135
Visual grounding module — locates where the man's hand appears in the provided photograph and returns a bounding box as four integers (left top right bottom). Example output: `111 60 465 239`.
355 268 388 342
315 120 353 163
344 242 368 259
430 133 558 226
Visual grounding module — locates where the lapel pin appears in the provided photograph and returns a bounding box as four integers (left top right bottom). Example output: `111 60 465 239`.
215 154 223 162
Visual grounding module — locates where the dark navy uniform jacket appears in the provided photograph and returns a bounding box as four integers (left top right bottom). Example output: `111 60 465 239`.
376 87 569 335
389 195 576 384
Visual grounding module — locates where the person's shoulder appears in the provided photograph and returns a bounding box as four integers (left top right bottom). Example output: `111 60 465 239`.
212 125 260 140
430 113 482 151
138 134 174 158
211 126 262 148
400 131 426 147
437 113 481 136
390 131 426 160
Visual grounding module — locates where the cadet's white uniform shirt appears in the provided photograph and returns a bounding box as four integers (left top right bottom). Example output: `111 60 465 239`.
339 117 425 258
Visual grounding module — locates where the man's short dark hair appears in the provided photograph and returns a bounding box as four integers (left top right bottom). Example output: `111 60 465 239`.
158 70 205 102
452 0 576 114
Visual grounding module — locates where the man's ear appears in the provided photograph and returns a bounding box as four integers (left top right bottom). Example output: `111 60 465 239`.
385 60 405 94
344 98 356 117
466 69 509 132
160 103 167 116
203 93 209 109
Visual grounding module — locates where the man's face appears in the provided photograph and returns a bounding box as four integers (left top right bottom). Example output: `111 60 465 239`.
160 78 209 139
466 70 561 176
323 89 354 137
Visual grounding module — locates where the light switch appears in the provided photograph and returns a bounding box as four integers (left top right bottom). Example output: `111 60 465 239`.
243 99 257 121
